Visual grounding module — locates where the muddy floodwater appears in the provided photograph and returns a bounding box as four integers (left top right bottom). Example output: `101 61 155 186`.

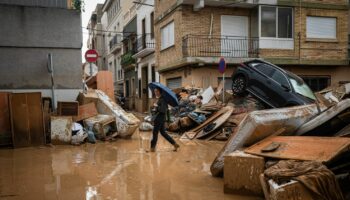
0 130 262 200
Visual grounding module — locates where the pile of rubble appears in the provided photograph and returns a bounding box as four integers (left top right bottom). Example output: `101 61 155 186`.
166 83 350 200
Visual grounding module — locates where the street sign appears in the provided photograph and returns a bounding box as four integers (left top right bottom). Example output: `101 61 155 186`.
218 57 226 74
85 49 99 63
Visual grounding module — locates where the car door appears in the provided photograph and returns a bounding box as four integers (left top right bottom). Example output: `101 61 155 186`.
269 69 292 107
251 63 276 105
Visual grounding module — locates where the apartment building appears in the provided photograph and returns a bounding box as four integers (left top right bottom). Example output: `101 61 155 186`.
120 1 138 110
0 0 82 104
101 0 123 94
154 0 349 91
132 0 158 112
87 4 105 70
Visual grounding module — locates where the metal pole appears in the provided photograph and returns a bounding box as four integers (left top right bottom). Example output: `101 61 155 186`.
222 73 225 102
48 53 56 111
90 62 93 76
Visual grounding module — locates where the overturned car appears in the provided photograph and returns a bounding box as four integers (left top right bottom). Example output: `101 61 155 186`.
231 59 316 108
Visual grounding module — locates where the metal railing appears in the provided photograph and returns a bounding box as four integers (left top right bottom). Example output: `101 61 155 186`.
109 34 122 51
182 35 259 58
135 33 155 52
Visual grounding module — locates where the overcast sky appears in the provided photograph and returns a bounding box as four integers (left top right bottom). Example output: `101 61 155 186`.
81 0 105 62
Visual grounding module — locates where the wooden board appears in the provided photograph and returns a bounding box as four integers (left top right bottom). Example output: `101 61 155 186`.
0 92 12 146
96 71 115 102
196 106 234 139
10 93 45 148
245 136 350 163
73 102 98 122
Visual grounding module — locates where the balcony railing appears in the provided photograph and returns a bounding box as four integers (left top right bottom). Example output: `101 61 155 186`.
135 34 155 52
182 35 259 58
109 34 122 51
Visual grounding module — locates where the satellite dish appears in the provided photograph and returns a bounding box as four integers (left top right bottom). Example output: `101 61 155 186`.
83 63 98 77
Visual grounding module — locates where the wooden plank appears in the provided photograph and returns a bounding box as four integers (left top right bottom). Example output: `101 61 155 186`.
245 136 350 163
10 93 45 148
186 107 227 134
73 102 98 122
0 92 12 146
197 106 233 139
96 71 115 102
10 93 30 148
27 93 45 146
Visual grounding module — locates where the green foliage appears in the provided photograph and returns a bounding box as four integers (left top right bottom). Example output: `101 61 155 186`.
72 0 84 12
121 51 136 67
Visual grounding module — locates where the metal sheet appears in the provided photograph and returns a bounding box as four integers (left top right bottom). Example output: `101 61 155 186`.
245 136 350 163
0 92 11 145
10 93 45 148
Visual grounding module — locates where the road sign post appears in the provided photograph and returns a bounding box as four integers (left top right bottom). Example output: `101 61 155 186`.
84 49 99 93
218 57 226 102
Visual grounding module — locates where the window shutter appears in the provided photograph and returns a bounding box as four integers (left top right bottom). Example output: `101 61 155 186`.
307 17 337 39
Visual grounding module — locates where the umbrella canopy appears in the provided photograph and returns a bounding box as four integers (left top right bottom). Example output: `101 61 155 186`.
148 82 179 107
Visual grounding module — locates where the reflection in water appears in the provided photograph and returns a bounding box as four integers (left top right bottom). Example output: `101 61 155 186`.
0 132 261 200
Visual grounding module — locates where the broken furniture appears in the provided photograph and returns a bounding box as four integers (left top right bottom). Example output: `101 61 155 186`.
86 71 115 101
84 114 117 140
224 151 264 196
73 102 98 122
51 116 73 144
57 101 79 116
211 103 322 177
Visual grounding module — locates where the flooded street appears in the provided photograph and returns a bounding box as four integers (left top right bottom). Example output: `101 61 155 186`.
0 130 261 200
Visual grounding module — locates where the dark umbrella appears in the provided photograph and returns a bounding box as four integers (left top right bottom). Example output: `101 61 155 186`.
148 82 179 107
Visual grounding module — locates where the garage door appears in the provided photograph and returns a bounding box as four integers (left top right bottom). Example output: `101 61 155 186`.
167 77 182 89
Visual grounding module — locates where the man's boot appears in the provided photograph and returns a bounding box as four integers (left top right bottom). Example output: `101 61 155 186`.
173 143 180 152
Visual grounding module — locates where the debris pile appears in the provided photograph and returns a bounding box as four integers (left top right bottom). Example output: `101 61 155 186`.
201 83 350 200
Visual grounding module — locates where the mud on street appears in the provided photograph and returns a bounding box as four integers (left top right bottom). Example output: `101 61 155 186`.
0 130 261 200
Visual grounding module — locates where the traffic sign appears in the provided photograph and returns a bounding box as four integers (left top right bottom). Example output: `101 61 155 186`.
85 49 99 63
218 57 226 74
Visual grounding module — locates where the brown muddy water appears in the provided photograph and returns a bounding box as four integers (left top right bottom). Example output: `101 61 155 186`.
0 130 262 200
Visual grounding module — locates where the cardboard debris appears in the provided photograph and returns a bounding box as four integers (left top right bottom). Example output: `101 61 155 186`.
201 86 215 104
266 178 314 200
211 104 321 177
245 136 350 163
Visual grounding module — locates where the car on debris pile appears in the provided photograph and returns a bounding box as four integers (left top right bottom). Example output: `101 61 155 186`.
231 59 316 108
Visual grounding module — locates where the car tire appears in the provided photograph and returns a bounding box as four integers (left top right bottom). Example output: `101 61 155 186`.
232 75 247 96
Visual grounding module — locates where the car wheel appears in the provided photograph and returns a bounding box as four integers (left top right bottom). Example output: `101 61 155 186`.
232 75 247 96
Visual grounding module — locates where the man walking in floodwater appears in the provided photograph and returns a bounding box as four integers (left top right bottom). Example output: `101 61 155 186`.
149 87 180 152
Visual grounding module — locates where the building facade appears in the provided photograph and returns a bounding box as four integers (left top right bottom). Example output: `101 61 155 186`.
87 4 106 70
0 0 82 105
154 0 349 92
133 0 159 113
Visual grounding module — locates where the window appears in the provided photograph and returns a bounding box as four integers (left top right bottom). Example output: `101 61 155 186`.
306 16 337 39
271 70 289 87
125 80 130 97
301 76 330 92
161 21 175 50
166 77 182 89
150 12 155 38
261 6 293 38
254 63 275 76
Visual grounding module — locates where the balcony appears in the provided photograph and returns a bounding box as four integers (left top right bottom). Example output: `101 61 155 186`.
132 34 155 58
109 34 122 53
121 50 136 68
182 35 259 59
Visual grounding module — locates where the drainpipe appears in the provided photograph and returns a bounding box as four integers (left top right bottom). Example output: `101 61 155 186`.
47 53 56 111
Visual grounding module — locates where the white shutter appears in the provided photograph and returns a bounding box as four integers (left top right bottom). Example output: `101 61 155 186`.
161 22 175 50
169 22 175 46
307 16 337 39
